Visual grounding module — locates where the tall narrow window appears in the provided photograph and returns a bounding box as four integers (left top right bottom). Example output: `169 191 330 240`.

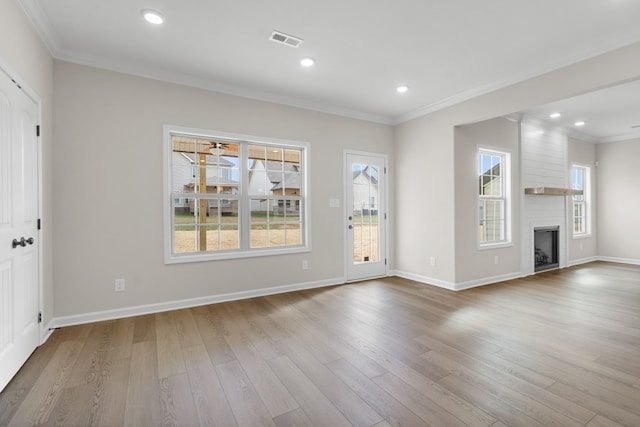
164 127 308 263
478 149 510 246
571 165 590 236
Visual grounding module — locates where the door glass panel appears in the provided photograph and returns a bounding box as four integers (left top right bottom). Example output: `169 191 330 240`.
352 164 380 263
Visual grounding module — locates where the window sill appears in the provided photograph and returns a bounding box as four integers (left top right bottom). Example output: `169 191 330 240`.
165 245 311 264
572 233 592 240
478 241 513 251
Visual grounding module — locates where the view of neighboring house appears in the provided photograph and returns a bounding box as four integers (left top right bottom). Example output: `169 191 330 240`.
172 152 239 215
353 165 379 215
248 160 301 215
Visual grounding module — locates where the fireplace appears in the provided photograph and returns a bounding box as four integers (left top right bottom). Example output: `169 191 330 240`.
534 226 559 272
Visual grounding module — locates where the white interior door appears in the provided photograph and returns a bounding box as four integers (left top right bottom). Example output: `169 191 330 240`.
346 152 387 281
0 71 40 392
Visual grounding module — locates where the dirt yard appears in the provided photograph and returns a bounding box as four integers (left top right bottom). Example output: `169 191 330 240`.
174 224 379 263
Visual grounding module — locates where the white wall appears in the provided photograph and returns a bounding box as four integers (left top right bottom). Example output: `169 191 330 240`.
52 61 394 319
567 136 597 264
0 0 54 328
454 118 521 286
395 42 640 288
596 138 640 263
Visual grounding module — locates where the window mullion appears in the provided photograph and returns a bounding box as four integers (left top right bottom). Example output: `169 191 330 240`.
239 143 251 250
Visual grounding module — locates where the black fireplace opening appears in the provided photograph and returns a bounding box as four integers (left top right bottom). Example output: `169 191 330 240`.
534 226 559 272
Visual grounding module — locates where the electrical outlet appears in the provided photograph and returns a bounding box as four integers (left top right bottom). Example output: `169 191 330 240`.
115 278 125 292
429 257 436 267
302 260 309 270
494 256 499 265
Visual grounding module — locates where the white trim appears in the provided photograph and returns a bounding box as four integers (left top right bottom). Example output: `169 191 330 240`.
41 319 55 343
390 270 456 291
51 277 344 328
163 125 311 264
454 272 524 291
477 147 512 248
567 256 599 267
597 256 640 266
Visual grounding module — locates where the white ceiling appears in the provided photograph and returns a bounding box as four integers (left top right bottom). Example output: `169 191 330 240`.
18 0 640 135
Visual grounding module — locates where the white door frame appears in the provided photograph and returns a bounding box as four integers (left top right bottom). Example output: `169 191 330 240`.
344 149 389 282
0 59 44 340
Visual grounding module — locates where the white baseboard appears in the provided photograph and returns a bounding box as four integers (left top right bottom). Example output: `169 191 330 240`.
597 256 640 266
390 270 456 290
52 277 344 328
453 272 524 291
391 269 524 291
567 256 599 267
40 319 55 344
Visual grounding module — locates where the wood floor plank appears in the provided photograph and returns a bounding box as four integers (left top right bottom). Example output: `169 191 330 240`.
418 344 596 424
372 372 469 427
123 341 161 427
2 261 639 427
193 304 237 366
216 360 276 427
182 344 238 427
424 350 586 427
268 356 352 427
155 311 187 378
224 332 299 417
132 314 156 344
8 339 85 426
272 408 314 427
277 338 383 427
326 357 427 427
157 374 200 427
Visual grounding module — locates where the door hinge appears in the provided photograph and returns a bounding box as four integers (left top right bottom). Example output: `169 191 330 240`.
384 167 387 174
38 312 42 323
38 218 41 230
36 125 40 137
385 258 387 265
384 213 387 220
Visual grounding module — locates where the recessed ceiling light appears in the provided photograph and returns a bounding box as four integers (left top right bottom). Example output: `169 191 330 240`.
574 121 585 127
549 112 561 119
300 57 315 67
142 9 164 25
396 85 409 93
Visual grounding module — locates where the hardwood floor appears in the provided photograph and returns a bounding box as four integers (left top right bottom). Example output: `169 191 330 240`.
1 261 639 426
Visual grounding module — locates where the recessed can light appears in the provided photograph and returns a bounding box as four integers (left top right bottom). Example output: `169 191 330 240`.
300 57 315 67
574 121 585 127
142 9 164 25
396 85 409 93
549 112 561 119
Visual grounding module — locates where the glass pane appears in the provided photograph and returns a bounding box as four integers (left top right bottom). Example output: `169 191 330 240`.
220 223 239 250
286 222 302 246
248 145 267 168
174 226 197 253
352 163 380 263
479 200 504 242
250 199 269 222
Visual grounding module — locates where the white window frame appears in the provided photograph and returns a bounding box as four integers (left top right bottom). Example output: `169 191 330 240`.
163 125 310 264
478 147 512 249
571 164 591 238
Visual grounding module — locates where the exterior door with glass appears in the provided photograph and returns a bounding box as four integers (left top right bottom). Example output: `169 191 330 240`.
345 152 387 281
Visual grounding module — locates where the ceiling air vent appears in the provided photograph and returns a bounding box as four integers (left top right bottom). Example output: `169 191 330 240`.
269 31 303 48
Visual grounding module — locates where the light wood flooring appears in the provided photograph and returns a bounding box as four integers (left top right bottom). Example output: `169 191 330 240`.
1 261 639 426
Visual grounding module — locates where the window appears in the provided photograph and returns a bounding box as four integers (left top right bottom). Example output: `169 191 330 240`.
478 149 510 246
164 127 308 263
571 165 590 236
